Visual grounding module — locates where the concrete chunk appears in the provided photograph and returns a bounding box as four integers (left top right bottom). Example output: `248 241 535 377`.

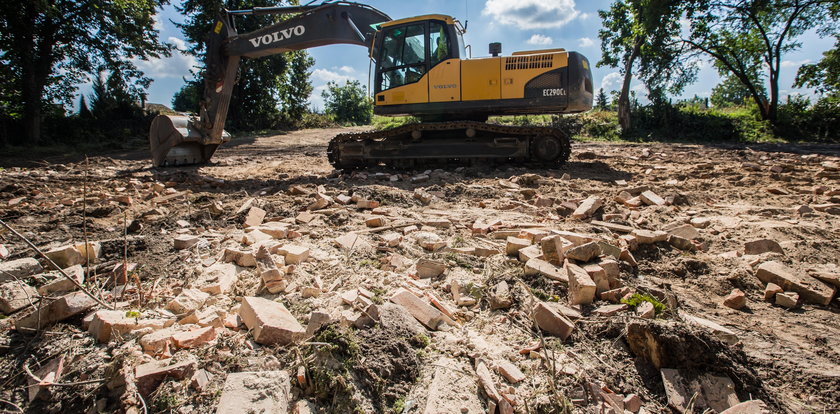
572 196 603 219
45 245 85 269
755 261 835 305
216 371 290 414
0 258 43 282
533 302 575 340
196 263 239 295
239 296 305 345
389 288 445 330
165 288 210 314
0 281 36 314
14 291 97 332
566 261 596 305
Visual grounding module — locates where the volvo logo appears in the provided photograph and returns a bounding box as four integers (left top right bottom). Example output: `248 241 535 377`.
248 25 306 48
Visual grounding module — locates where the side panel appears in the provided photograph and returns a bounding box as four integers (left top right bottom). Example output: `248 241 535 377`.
461 58 501 101
376 76 429 105
428 59 461 102
501 53 568 99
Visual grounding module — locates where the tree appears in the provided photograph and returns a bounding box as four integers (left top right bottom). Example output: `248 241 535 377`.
682 0 836 122
711 74 767 107
172 79 203 113
322 80 373 125
78 96 92 119
0 0 170 144
177 0 315 131
598 0 697 132
595 88 609 110
280 50 315 126
795 38 840 98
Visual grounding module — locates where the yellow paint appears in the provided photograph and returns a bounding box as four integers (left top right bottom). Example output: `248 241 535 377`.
381 14 455 27
501 52 568 99
376 75 429 105
214 21 223 34
461 58 500 101
428 59 461 102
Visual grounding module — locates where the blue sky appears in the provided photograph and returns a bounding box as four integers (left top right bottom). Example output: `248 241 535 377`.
122 0 834 110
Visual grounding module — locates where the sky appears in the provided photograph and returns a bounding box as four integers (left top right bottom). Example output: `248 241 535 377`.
114 0 835 111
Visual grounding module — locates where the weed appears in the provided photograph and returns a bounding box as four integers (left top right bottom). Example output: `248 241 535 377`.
358 259 376 268
391 398 406 413
370 287 386 305
125 310 141 318
621 293 667 315
412 333 430 348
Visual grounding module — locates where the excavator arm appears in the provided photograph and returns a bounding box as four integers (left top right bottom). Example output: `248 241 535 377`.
149 2 390 167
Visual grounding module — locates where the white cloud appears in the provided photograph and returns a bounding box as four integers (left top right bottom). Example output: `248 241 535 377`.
152 13 164 32
482 0 581 29
577 37 594 48
309 67 364 111
600 72 622 92
134 36 197 79
526 34 554 46
781 59 811 68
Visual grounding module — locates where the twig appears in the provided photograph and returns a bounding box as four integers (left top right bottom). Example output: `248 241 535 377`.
0 399 22 413
353 221 419 234
0 219 113 309
83 156 91 285
136 391 149 414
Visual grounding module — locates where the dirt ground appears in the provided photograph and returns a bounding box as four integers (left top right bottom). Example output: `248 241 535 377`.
0 128 838 413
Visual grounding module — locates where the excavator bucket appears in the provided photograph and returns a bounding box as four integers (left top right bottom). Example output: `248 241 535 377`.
149 115 229 167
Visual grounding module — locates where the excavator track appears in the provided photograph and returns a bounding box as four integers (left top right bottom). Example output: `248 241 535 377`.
327 121 571 169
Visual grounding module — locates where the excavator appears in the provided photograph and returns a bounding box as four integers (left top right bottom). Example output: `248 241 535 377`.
149 1 593 168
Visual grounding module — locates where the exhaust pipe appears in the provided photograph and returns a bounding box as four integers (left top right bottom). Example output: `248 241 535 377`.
149 115 230 167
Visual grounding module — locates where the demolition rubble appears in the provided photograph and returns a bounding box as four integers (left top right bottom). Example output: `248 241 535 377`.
0 130 838 413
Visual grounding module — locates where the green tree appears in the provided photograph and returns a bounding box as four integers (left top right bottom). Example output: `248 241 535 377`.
280 50 315 126
177 0 314 131
682 0 836 122
322 80 373 125
595 88 609 110
172 79 203 113
78 95 92 119
0 0 170 144
598 0 697 132
711 74 766 107
795 38 840 98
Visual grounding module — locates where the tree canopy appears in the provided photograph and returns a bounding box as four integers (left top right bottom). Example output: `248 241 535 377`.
0 0 171 143
322 80 373 126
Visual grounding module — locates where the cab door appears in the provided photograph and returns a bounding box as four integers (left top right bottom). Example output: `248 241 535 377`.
428 21 460 102
375 23 429 105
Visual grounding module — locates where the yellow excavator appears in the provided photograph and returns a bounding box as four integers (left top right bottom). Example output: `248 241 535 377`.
149 2 593 168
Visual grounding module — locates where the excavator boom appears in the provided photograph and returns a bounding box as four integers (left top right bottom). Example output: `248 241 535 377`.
150 2 390 166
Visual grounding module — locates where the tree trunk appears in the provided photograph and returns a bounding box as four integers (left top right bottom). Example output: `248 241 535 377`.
767 66 779 122
618 36 643 133
21 71 42 145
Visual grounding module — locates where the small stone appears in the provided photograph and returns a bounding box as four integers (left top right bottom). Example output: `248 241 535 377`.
190 369 212 391
173 234 200 250
416 259 446 279
0 258 43 282
488 281 513 310
566 261 596 305
165 289 210 314
623 394 642 413
775 291 800 309
389 288 447 330
45 245 84 269
764 283 783 302
505 237 531 256
279 245 310 264
572 196 603 219
222 248 257 267
744 239 784 255
496 360 526 384
365 216 386 227
239 297 305 345
382 232 402 247
135 358 197 397
334 233 372 253
565 241 601 262
172 326 217 348
722 289 746 310
639 190 665 206
532 302 575 340
244 206 267 227
14 292 97 332
0 281 37 314
636 301 655 318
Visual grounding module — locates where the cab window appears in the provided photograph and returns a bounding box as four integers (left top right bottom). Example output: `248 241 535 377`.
379 23 426 91
430 22 450 66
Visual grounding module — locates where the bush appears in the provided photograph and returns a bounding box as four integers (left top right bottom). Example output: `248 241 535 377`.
322 80 373 126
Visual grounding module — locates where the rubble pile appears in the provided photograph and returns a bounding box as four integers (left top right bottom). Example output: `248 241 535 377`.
0 136 838 413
